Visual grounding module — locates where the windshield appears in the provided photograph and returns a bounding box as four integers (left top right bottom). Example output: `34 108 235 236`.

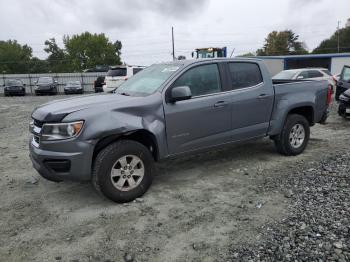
197 50 214 58
115 64 182 96
38 77 53 84
6 79 22 86
107 68 127 77
273 70 299 80
66 81 80 86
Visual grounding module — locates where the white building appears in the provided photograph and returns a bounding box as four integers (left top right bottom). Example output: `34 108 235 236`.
254 53 350 76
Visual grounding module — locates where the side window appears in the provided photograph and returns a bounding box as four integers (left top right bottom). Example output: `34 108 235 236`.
298 71 309 79
172 64 221 97
308 70 323 78
228 63 263 89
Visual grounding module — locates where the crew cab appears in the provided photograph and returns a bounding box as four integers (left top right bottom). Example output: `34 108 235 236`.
29 59 331 203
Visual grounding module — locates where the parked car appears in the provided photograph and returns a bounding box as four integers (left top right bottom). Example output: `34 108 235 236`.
273 68 336 92
103 66 144 93
34 77 58 95
335 65 350 101
338 88 350 118
64 81 83 95
3 79 26 96
29 58 331 203
94 76 105 93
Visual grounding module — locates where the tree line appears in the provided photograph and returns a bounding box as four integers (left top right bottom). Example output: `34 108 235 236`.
1 27 350 74
243 26 350 57
0 32 122 74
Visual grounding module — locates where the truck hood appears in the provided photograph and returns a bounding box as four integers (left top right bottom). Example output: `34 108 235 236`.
343 88 350 98
32 94 135 122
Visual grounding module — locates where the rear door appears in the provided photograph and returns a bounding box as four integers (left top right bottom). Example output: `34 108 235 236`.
226 62 274 140
163 62 232 155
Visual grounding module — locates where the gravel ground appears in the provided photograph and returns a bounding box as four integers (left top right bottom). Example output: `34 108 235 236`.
0 95 349 262
230 153 350 261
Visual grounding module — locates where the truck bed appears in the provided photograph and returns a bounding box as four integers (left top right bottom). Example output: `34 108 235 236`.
267 79 330 135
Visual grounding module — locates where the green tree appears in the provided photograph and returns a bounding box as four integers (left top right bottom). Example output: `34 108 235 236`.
0 40 33 73
28 58 49 73
63 32 122 71
44 38 69 73
257 30 308 56
313 27 350 54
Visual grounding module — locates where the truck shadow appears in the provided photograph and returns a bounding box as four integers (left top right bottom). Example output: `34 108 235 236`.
155 138 276 179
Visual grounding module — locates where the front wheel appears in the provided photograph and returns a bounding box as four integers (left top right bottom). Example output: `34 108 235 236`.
92 140 154 203
274 114 310 156
338 104 347 118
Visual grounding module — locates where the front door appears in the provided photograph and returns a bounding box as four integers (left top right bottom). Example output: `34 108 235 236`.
337 66 350 99
163 63 232 155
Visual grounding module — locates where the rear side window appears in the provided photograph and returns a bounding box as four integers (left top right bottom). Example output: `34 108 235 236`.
322 70 332 76
133 68 143 75
228 63 263 89
341 67 350 81
107 68 127 77
173 64 221 97
308 70 323 78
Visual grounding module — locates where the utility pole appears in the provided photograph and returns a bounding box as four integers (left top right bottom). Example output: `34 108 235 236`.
172 27 175 61
337 21 341 53
230 48 236 58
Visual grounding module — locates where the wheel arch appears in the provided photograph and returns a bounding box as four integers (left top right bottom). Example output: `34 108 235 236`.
287 106 314 125
92 129 159 166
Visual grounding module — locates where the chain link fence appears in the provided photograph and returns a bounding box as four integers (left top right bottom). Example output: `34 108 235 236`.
0 72 107 95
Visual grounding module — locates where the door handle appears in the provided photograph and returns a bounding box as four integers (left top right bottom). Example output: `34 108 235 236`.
214 101 229 108
257 94 268 99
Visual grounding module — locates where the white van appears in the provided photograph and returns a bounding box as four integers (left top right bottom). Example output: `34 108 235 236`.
103 66 144 92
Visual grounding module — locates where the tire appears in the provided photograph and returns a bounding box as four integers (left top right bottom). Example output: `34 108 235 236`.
338 104 346 118
274 114 310 156
92 140 154 203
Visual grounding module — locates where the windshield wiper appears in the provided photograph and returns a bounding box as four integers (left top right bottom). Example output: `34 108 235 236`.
118 92 131 96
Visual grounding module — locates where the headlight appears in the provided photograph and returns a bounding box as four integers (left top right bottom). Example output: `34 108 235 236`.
41 121 84 141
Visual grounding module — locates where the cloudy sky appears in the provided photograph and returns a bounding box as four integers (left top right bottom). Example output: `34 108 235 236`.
0 0 349 65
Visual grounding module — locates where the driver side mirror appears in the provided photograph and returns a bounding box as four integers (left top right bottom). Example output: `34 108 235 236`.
169 86 192 103
297 76 304 80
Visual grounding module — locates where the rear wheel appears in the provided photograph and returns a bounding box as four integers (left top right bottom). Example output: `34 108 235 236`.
274 114 310 156
92 140 154 203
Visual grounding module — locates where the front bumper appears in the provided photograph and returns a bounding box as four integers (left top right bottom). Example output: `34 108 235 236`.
29 136 95 182
5 89 25 95
35 87 56 94
64 88 83 94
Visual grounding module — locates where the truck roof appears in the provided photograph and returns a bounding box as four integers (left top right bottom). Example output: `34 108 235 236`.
156 57 263 67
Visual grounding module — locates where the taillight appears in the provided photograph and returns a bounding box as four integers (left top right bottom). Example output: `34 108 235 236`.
326 85 332 105
124 77 128 81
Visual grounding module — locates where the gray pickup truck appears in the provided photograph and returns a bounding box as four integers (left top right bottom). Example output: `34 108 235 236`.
29 58 332 203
